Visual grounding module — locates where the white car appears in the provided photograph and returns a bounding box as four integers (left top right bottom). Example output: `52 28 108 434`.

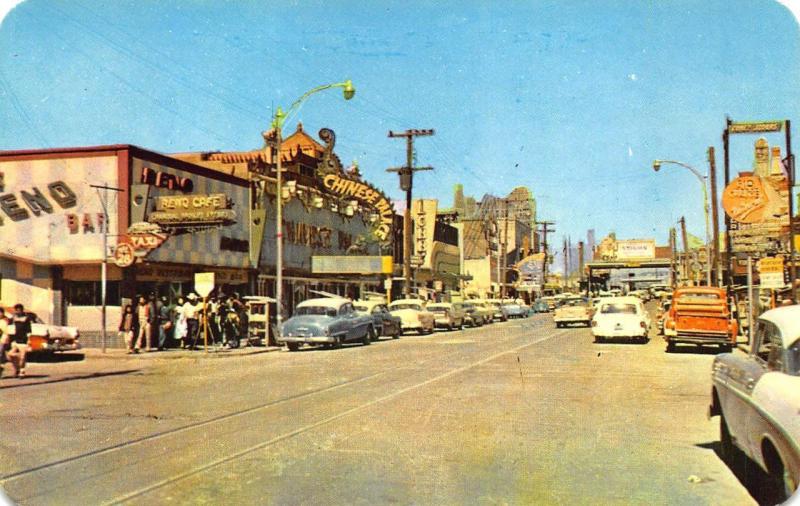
709 305 800 501
388 299 434 335
591 297 649 344
426 302 465 331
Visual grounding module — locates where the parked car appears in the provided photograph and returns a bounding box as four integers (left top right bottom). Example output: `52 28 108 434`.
531 299 550 313
541 296 558 311
427 302 465 331
461 301 487 327
468 300 495 325
388 299 434 334
554 297 592 328
656 300 671 335
664 287 737 353
353 299 401 339
709 305 800 501
502 300 528 319
279 297 374 351
485 299 509 322
6 308 81 354
591 297 649 343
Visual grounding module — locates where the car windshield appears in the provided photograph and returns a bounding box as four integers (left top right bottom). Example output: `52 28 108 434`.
600 303 637 314
428 305 448 311
562 299 585 306
391 303 422 311
296 306 337 317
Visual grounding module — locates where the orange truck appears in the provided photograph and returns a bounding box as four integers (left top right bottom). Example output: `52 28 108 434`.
663 287 737 353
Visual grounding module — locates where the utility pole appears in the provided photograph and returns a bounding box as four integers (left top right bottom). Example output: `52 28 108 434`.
785 119 797 303
680 216 689 286
669 227 678 288
90 183 123 354
501 199 509 299
536 221 555 294
708 146 722 287
386 129 434 298
563 238 568 292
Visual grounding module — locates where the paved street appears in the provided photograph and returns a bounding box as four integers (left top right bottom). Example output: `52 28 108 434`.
0 311 757 505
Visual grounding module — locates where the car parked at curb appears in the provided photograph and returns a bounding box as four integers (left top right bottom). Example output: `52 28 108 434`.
709 305 800 502
279 297 375 351
531 300 550 313
502 300 528 319
461 301 486 327
485 299 509 322
427 302 465 331
388 299 434 335
5 307 81 354
353 299 401 339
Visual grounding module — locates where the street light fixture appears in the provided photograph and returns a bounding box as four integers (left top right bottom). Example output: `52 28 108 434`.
652 159 712 287
268 80 355 338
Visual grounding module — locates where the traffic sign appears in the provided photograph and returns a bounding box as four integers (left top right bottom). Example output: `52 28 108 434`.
194 272 215 298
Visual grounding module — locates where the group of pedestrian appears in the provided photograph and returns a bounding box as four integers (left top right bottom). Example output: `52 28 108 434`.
119 292 247 354
0 304 36 379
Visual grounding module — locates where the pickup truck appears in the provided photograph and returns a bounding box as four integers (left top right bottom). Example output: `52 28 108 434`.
664 287 737 353
554 297 592 328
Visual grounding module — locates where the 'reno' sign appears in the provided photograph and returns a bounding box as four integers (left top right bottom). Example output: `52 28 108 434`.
194 272 215 298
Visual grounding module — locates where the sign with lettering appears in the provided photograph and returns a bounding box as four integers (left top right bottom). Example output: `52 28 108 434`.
758 256 785 289
616 240 656 260
114 243 135 268
722 176 769 224
729 121 784 134
322 173 394 241
311 255 393 274
149 193 236 228
0 156 119 262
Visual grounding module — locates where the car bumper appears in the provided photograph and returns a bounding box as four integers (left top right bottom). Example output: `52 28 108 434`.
279 336 335 344
38 341 81 352
433 318 455 327
554 317 589 323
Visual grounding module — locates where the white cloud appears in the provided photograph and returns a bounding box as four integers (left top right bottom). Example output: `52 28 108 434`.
628 73 638 81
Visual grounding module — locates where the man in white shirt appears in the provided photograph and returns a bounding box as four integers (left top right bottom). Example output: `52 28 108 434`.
182 293 200 349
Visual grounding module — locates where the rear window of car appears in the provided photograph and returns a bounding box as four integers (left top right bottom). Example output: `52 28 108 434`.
679 292 721 300
296 306 337 317
390 303 422 311
600 303 637 314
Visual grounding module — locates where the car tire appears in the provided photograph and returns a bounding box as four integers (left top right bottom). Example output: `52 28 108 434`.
393 327 401 339
332 336 342 349
666 341 675 353
287 342 300 352
363 327 374 345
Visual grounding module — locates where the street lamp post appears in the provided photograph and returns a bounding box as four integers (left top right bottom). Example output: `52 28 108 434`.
268 80 355 338
653 159 712 287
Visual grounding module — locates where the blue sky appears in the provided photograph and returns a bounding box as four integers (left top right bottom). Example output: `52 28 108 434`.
1 0 799 263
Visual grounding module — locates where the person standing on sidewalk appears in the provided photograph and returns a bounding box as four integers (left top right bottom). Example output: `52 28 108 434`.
6 303 34 378
156 295 172 350
118 304 139 354
174 296 187 348
133 296 151 353
182 293 200 350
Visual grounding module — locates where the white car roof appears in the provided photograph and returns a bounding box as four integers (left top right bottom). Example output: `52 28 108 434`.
389 298 425 305
296 297 349 310
598 296 642 306
759 305 800 347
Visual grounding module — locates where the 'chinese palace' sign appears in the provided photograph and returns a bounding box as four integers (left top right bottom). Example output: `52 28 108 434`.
322 174 394 241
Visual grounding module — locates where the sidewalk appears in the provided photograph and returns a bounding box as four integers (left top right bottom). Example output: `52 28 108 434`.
81 345 283 360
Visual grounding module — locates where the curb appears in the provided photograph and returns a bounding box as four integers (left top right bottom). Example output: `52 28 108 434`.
81 346 283 360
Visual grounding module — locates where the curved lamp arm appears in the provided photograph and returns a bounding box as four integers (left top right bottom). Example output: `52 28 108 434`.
653 159 706 185
272 80 355 130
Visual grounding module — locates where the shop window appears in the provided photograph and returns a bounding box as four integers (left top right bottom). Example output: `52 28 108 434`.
65 281 121 306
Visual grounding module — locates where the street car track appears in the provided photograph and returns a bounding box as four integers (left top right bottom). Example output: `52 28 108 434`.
0 317 557 504
106 328 568 505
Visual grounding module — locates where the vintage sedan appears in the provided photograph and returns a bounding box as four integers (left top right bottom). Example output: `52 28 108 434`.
353 299 401 339
502 300 528 319
554 297 592 328
427 302 465 331
6 308 81 354
461 301 487 327
279 298 375 351
709 305 800 501
485 299 509 322
388 299 434 334
531 299 550 313
591 297 649 343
